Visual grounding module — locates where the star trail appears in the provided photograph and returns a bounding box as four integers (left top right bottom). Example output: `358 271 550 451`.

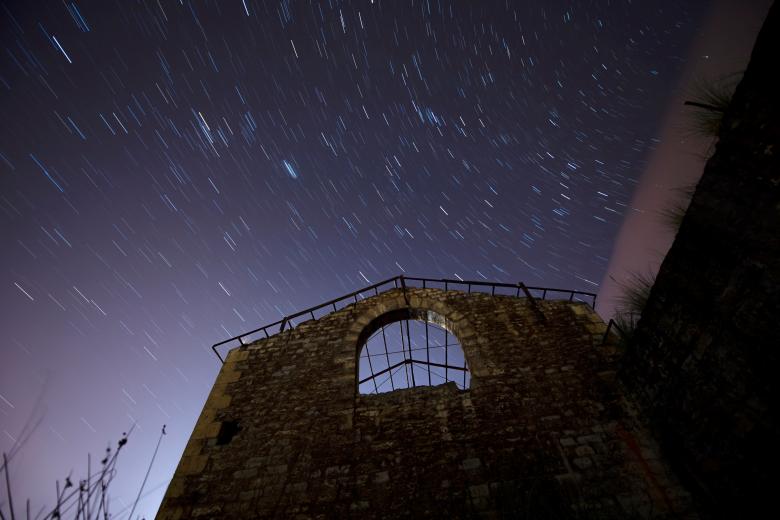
1 0 713 516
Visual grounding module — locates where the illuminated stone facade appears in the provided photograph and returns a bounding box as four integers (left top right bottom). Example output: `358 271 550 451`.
158 287 692 518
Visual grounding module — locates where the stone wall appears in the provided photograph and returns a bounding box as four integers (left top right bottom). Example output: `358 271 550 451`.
618 3 779 517
158 287 691 518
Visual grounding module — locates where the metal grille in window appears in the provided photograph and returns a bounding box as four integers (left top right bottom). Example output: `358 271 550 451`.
358 315 470 394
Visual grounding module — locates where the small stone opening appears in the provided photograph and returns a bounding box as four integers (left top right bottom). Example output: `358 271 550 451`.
216 420 240 445
357 308 470 394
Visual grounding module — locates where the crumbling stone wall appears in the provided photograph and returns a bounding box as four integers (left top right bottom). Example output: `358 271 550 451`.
158 288 691 518
619 4 779 517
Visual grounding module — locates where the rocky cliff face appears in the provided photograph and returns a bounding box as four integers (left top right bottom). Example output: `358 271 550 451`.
619 3 779 517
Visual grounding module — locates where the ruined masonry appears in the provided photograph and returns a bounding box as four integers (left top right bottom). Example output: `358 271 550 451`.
157 286 693 518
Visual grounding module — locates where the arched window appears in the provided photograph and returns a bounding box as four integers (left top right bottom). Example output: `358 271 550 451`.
357 308 470 394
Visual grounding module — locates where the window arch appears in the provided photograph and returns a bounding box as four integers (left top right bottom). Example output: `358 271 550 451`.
357 308 471 394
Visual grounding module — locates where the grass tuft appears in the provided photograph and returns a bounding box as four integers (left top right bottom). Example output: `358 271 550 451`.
610 271 656 347
683 73 740 139
658 183 697 235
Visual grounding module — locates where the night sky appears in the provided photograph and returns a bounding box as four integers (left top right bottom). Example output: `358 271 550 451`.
0 0 757 517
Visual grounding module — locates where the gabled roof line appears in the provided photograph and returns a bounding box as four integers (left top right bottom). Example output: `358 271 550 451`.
211 274 597 363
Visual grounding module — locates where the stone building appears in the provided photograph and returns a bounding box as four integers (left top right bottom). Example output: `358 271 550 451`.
156 5 780 516
157 277 693 518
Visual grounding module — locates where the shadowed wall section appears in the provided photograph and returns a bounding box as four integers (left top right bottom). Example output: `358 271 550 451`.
619 3 779 517
158 288 693 518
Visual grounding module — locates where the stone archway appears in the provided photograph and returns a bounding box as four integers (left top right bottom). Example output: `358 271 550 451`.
344 288 482 394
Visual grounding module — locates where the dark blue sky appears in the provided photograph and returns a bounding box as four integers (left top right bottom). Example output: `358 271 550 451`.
0 0 737 516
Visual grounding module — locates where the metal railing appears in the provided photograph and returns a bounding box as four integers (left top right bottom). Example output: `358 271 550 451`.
211 274 597 363
601 318 628 345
